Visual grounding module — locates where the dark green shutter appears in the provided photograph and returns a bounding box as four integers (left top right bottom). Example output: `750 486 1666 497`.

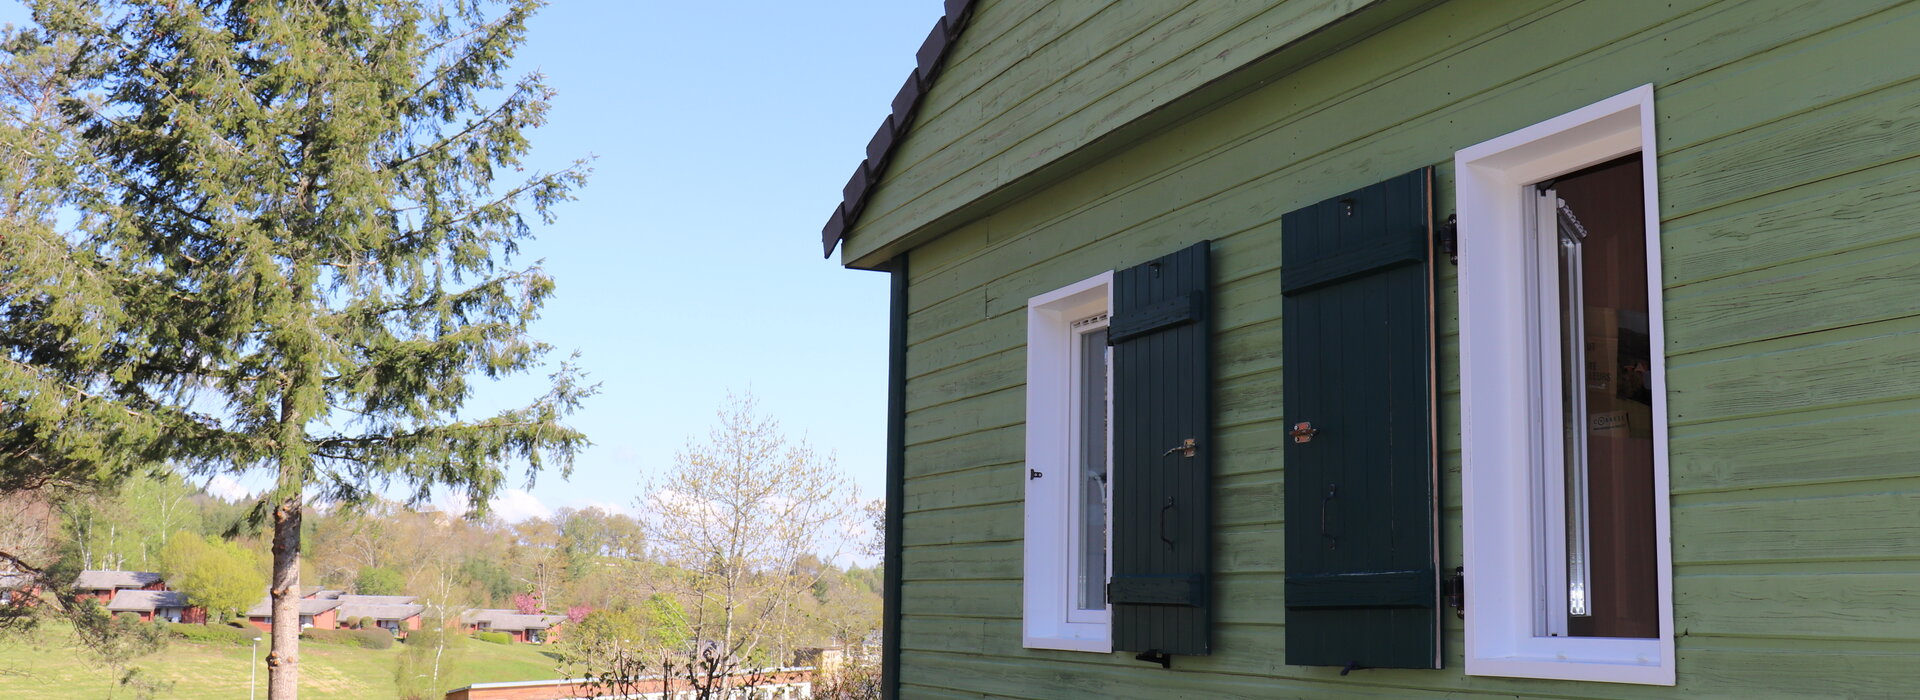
1110 241 1212 659
1281 168 1440 670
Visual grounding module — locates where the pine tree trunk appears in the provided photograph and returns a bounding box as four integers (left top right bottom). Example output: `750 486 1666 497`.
267 491 302 699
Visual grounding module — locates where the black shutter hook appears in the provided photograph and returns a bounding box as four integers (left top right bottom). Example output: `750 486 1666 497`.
1159 497 1177 550
1320 483 1339 550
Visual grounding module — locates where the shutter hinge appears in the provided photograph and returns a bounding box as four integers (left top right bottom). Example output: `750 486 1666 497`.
1446 566 1465 619
1438 214 1459 266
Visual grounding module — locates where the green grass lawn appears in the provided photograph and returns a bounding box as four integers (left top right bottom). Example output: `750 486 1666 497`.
0 622 566 699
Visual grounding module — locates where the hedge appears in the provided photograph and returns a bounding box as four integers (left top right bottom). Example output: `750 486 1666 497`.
168 622 259 646
473 630 512 645
303 627 394 650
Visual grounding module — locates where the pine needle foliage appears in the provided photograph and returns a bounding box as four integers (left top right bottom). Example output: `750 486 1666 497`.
12 1 594 696
0 24 164 495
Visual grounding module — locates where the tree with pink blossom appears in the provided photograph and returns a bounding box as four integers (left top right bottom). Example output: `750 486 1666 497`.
512 592 543 615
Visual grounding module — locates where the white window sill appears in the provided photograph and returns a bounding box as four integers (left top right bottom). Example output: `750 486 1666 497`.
1468 653 1672 685
1022 633 1111 654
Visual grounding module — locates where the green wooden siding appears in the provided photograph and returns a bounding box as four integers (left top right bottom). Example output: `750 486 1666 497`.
891 0 1920 697
840 0 1378 267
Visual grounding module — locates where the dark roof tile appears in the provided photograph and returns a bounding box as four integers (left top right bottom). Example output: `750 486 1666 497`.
820 3 977 258
915 19 952 77
864 115 898 166
842 161 874 211
820 204 849 257
888 72 924 122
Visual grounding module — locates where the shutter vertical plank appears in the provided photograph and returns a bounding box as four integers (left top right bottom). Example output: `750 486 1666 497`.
1111 241 1212 658
1282 168 1440 670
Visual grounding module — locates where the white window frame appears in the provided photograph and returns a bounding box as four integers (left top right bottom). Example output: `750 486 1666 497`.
1456 84 1675 685
1022 271 1113 653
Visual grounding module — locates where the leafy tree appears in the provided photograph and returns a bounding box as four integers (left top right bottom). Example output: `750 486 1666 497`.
556 505 644 575
459 557 516 606
861 498 884 559
24 1 594 697
505 517 565 605
355 566 404 596
393 618 461 700
160 532 265 622
562 597 696 696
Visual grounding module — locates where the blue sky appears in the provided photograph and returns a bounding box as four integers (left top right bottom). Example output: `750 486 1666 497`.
0 1 939 539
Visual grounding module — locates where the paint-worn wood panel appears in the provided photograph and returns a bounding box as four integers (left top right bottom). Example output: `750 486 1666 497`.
1663 235 1920 354
899 0 1899 314
887 0 1920 696
845 0 1378 265
1668 398 1920 494
1661 155 1920 286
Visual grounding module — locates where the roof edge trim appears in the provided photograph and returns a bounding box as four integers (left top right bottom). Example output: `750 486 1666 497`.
821 0 978 258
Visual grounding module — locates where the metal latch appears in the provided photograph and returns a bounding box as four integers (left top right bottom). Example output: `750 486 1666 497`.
1162 438 1197 458
1290 422 1319 443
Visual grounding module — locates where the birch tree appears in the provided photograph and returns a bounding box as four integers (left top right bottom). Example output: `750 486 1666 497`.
634 394 857 697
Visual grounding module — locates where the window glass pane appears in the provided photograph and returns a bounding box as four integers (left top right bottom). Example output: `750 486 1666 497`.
1553 154 1659 639
1075 326 1109 611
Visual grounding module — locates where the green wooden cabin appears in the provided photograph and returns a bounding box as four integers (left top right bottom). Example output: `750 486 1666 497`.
822 1 1920 697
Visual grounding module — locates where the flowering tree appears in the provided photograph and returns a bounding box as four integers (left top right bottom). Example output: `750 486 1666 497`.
512 592 542 615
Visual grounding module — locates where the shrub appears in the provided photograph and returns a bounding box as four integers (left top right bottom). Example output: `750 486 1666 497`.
473 630 512 645
168 622 258 646
303 627 395 650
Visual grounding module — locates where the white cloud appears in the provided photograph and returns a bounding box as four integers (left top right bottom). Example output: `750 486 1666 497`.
489 489 553 523
575 500 632 517
204 474 253 502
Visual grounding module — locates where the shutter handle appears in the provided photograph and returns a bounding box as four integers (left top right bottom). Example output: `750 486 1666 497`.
1162 438 1197 458
1291 422 1318 443
1320 484 1339 550
1159 497 1177 550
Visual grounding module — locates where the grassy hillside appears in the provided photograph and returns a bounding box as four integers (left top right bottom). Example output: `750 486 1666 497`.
0 622 564 699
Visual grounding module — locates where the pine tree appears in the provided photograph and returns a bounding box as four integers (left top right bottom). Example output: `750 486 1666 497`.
0 20 167 500
22 1 593 696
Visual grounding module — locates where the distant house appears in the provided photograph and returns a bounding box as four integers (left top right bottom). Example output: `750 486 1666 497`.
106 590 202 624
72 570 165 604
460 609 566 644
0 571 39 608
244 596 341 632
245 590 426 636
335 594 424 637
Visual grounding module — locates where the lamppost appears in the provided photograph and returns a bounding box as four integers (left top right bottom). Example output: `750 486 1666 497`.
251 636 262 700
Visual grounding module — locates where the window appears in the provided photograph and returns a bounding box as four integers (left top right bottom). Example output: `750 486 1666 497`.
1456 85 1674 684
1022 271 1113 652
